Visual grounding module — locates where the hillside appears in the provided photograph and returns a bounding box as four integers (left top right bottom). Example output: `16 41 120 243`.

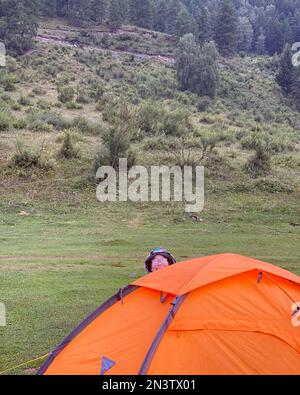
1 19 300 199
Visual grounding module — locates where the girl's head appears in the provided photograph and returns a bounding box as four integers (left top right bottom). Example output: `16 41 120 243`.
144 248 176 273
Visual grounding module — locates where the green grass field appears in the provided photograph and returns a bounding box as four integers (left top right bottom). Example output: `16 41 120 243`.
1 190 300 374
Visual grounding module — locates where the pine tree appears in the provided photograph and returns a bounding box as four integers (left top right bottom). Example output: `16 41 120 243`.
108 0 123 29
265 18 285 55
166 0 182 35
154 0 167 32
194 5 211 44
129 0 152 29
214 0 238 57
255 31 266 54
276 44 295 95
138 0 153 29
119 0 129 24
40 0 57 17
129 0 138 28
175 8 194 38
237 17 254 52
90 0 108 24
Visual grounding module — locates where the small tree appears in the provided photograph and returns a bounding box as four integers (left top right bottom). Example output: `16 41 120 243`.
244 138 272 178
192 41 220 98
255 32 266 55
175 34 219 98
175 33 198 91
94 127 136 173
58 131 79 160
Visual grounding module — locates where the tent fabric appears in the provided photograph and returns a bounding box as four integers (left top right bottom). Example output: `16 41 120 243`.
38 253 300 375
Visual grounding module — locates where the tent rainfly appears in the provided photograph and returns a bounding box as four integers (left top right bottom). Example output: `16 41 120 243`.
37 253 300 375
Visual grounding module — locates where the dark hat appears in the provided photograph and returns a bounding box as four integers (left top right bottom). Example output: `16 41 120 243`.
144 247 176 273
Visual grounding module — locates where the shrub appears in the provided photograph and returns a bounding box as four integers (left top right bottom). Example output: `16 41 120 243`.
197 96 212 112
102 98 136 129
136 101 165 135
0 73 17 91
71 116 102 135
66 101 83 110
143 136 169 151
58 86 76 103
32 87 46 95
13 118 28 129
37 100 51 110
9 140 54 172
76 90 91 104
244 139 272 177
0 111 12 131
241 132 292 154
94 127 136 173
58 131 79 160
18 95 32 106
162 108 192 136
253 178 293 193
41 112 69 130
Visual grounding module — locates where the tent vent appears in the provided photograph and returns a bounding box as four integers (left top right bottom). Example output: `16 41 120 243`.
160 292 168 304
257 272 263 284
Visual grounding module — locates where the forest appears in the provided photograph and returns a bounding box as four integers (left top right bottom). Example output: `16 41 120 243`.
1 0 300 55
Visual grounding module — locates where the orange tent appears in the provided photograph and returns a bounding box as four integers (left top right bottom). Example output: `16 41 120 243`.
37 253 300 375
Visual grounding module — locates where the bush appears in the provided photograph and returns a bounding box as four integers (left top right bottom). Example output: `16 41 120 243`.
0 111 12 131
197 96 212 112
136 101 165 135
76 90 91 104
142 136 169 151
37 100 51 110
18 95 32 106
58 86 76 103
0 73 17 91
66 101 83 110
244 140 272 177
94 127 136 173
58 131 79 160
241 132 292 154
71 116 102 135
13 118 28 129
89 81 105 101
162 108 192 136
253 179 293 193
32 87 46 95
9 140 54 172
41 112 69 130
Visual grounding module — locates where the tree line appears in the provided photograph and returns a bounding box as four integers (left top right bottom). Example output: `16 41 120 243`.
1 0 300 57
0 0 299 111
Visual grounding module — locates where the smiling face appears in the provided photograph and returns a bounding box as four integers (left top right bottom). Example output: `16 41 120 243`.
151 254 169 272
